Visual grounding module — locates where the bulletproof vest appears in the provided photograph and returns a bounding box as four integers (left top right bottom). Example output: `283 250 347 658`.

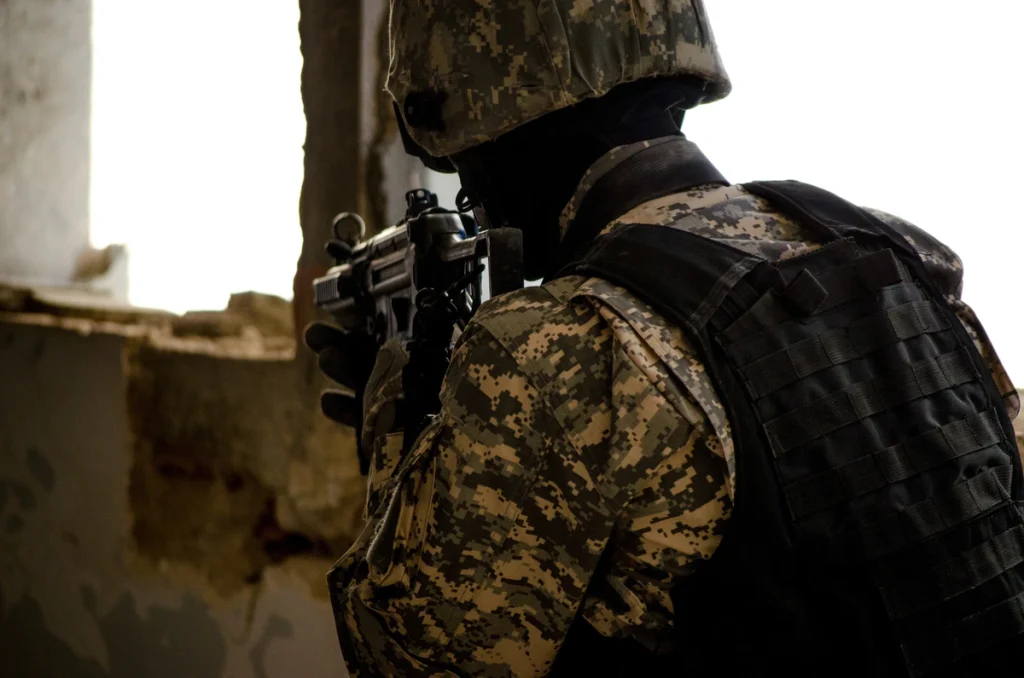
550 149 1024 676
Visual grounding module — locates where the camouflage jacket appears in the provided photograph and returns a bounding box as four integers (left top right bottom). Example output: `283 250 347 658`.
331 137 1019 677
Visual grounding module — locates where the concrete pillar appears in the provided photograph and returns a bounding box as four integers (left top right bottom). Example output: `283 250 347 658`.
0 0 92 287
293 0 362 344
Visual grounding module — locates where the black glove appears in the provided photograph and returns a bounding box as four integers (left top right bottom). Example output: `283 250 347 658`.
303 322 380 474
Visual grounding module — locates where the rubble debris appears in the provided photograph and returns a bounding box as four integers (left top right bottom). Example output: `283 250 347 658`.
70 243 130 302
171 311 248 339
71 244 126 282
169 293 293 342
227 292 294 339
0 282 297 358
0 280 170 326
0 285 32 312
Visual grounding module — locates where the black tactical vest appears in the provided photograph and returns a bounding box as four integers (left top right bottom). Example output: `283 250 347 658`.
550 151 1024 676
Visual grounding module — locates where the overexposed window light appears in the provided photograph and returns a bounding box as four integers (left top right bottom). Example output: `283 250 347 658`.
89 0 304 314
89 0 1021 380
689 0 1022 383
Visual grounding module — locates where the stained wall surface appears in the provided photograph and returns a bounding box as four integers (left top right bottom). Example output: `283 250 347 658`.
0 314 352 677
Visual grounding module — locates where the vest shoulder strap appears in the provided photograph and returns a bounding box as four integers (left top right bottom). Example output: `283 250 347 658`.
568 219 773 337
743 180 918 260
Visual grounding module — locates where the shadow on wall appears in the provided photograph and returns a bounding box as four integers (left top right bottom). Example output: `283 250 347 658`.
0 435 225 677
0 304 352 678
0 589 227 678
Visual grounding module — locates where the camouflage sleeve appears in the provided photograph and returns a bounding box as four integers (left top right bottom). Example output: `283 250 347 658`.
867 208 1020 419
330 319 619 678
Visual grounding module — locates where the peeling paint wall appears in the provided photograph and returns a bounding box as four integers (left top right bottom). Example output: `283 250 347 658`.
0 316 351 677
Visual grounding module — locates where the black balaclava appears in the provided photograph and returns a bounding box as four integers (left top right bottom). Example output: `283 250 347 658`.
450 75 707 280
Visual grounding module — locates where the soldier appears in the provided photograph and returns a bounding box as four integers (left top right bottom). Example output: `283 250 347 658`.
306 1 1022 676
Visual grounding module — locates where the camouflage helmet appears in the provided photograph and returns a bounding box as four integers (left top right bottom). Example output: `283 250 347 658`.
386 0 731 159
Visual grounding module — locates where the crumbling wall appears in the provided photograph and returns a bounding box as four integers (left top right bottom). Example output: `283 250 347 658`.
126 323 365 598
0 301 351 677
0 1 433 675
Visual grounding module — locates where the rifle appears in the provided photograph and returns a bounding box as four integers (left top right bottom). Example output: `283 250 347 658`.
312 188 524 450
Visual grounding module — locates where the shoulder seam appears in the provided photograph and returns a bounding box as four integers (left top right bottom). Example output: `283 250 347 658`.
459 318 590 463
470 297 612 480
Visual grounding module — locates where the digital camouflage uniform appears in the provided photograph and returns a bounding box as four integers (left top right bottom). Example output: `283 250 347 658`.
329 1 1019 676
330 135 1019 676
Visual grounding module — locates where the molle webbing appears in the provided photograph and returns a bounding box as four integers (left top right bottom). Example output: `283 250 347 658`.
565 179 1024 676
718 251 1024 676
761 347 980 454
784 409 1005 520
734 181 1024 675
736 298 949 399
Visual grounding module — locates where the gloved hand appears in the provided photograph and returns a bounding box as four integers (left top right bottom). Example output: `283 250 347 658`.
304 322 408 476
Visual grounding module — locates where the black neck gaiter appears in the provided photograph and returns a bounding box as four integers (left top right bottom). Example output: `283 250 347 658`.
452 77 705 280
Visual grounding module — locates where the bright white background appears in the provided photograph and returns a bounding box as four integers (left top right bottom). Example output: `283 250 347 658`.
90 0 1022 381
89 1 305 315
